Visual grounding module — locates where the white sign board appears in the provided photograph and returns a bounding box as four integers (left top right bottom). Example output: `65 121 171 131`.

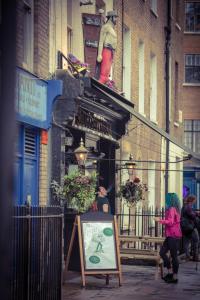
82 222 117 270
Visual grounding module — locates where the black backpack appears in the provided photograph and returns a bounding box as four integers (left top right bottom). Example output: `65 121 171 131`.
180 206 195 235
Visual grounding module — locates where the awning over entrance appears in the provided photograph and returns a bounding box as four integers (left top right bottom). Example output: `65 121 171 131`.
54 71 134 141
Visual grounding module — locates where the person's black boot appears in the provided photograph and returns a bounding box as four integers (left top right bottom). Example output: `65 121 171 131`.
162 273 173 281
166 277 178 284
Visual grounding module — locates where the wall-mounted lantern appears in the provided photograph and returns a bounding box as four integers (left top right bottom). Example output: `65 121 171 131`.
74 138 88 166
125 154 137 178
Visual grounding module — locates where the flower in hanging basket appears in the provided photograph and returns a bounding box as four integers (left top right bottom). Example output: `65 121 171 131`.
51 171 97 213
119 178 148 207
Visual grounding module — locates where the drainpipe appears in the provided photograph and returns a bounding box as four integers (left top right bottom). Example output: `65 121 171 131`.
122 0 124 84
164 0 171 195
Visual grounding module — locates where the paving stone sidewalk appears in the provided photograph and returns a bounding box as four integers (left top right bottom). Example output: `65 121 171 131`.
62 261 200 300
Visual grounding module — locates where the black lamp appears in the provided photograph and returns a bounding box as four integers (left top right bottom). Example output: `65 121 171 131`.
125 154 137 177
74 138 88 166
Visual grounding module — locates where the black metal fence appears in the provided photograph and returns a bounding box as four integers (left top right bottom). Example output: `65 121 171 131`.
117 207 165 237
10 206 63 300
117 207 200 254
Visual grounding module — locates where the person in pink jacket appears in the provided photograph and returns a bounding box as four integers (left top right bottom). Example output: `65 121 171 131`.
154 193 182 283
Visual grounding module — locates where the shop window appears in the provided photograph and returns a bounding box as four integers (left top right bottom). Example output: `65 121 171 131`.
185 1 200 32
185 54 200 83
184 120 200 153
23 0 34 71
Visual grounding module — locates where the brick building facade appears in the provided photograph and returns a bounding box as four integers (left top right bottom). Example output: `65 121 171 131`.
15 0 61 206
14 0 190 210
113 0 185 215
183 0 200 207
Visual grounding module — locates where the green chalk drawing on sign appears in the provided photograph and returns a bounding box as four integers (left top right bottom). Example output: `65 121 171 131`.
103 227 113 236
89 255 100 264
92 233 105 253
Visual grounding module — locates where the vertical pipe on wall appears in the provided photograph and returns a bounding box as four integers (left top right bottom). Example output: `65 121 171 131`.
165 0 171 195
121 0 124 84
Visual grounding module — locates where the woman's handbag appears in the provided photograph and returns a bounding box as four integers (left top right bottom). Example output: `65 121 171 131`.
180 217 194 235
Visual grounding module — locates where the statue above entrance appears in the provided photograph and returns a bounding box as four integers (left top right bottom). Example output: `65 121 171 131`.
97 10 118 84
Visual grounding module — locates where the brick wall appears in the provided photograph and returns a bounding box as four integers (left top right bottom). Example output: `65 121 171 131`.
16 1 24 66
39 142 48 205
183 33 200 120
114 0 185 208
34 0 49 79
16 0 49 79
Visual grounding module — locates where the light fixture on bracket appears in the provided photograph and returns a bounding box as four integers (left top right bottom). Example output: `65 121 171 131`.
74 138 88 166
116 154 137 176
125 154 137 177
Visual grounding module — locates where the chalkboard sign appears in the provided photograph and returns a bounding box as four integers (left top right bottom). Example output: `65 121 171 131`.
64 212 122 287
82 221 117 270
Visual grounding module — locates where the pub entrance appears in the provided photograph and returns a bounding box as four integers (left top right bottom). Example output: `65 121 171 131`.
64 126 117 214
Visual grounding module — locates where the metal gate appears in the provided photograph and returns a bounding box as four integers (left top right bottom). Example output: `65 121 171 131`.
10 206 63 300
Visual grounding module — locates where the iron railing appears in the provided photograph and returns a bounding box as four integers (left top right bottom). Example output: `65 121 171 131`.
117 207 165 237
117 208 200 254
10 206 63 300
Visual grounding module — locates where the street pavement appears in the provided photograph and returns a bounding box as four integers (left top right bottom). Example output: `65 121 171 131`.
62 261 200 300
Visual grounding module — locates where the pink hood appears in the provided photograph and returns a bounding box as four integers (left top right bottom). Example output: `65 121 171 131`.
159 207 182 238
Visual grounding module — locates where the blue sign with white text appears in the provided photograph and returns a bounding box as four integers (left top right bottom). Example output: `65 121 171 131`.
16 67 62 129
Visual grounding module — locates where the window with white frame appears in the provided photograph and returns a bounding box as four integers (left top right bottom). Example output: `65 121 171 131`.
184 120 200 153
23 0 34 71
150 53 157 122
122 25 131 100
67 0 73 54
148 161 156 209
185 54 200 83
138 40 145 114
174 61 179 120
151 0 157 15
169 55 172 120
185 2 200 32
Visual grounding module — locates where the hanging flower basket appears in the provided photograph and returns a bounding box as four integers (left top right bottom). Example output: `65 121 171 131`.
119 177 148 207
51 171 97 213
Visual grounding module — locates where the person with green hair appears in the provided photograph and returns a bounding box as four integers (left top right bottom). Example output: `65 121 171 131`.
154 193 182 283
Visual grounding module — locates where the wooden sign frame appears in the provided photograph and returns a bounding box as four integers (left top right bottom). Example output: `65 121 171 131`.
64 212 122 287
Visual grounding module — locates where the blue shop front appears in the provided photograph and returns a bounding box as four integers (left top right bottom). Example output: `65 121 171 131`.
15 67 62 205
183 168 200 209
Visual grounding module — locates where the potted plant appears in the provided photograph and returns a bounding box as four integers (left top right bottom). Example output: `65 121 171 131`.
119 177 148 207
51 171 97 213
51 171 97 271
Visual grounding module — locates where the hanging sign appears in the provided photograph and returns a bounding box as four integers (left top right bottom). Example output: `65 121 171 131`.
15 67 62 129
